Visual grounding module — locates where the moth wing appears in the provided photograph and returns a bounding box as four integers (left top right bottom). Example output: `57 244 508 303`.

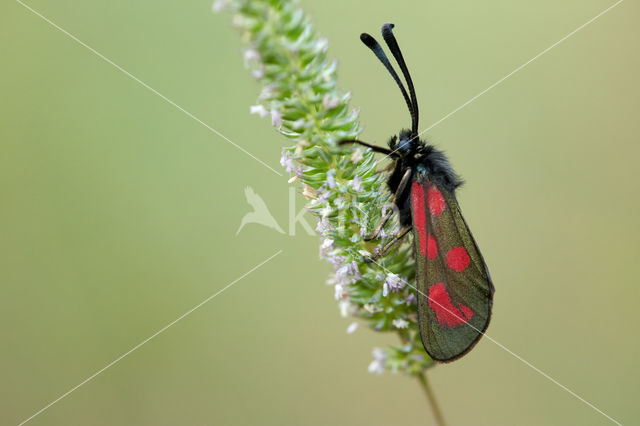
410 179 494 362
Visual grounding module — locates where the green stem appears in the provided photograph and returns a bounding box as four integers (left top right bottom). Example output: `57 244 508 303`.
417 372 446 426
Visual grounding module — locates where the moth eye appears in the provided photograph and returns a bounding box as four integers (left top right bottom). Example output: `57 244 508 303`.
398 139 411 151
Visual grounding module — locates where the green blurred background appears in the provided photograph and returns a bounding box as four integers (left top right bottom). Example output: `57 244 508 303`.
1 0 638 424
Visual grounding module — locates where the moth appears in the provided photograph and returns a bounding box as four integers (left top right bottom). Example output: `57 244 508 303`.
341 23 494 362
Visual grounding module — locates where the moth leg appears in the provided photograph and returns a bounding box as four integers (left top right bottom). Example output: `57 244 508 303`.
364 210 393 241
375 161 396 174
364 167 412 241
364 226 412 263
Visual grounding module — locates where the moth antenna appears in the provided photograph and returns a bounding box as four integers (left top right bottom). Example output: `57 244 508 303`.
381 23 419 134
360 32 416 131
339 138 393 155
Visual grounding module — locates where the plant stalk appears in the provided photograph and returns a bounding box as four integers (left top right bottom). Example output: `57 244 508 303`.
417 372 446 426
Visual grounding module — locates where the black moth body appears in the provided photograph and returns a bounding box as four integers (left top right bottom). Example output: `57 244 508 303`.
341 23 494 362
386 129 462 228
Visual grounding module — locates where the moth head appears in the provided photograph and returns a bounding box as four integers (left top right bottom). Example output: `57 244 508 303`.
390 129 418 156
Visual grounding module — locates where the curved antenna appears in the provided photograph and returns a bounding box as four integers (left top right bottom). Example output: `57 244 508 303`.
381 23 419 134
360 33 416 131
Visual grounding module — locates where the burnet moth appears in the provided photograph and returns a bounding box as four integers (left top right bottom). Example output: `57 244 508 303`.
341 23 495 362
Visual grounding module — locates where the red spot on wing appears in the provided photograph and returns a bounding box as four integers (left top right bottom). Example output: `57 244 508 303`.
427 185 446 217
427 234 437 260
428 282 474 328
446 246 470 272
411 181 427 256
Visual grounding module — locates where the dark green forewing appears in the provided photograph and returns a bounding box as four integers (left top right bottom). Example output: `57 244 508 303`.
410 178 494 362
